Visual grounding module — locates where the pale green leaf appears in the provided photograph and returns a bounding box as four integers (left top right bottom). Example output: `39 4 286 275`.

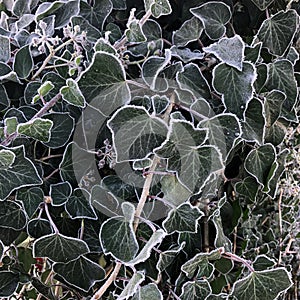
0 149 15 169
118 272 145 300
132 283 163 300
180 279 212 300
60 78 85 108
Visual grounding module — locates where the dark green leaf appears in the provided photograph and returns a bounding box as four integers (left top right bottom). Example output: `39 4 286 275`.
53 255 105 292
144 0 172 18
255 10 299 56
191 2 232 40
231 268 292 300
0 201 27 230
180 279 212 300
0 271 19 297
27 218 53 239
172 17 203 47
213 62 256 118
16 187 44 218
33 233 90 263
13 44 33 79
0 84 10 111
108 106 168 162
253 255 276 271
250 0 274 10
263 90 285 126
31 277 56 300
17 118 53 142
203 35 245 71
163 203 204 233
0 145 42 200
111 0 126 9
50 182 72 206
126 20 146 43
99 202 139 262
65 188 97 220
235 176 259 202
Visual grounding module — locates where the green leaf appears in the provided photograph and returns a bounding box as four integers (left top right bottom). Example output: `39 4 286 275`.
0 36 10 63
264 121 286 146
33 233 90 263
245 43 262 64
242 98 265 144
111 0 126 9
42 113 75 149
265 60 297 115
235 176 259 202
108 106 168 162
245 144 276 188
171 46 204 63
13 44 33 79
65 188 97 220
4 117 17 135
199 114 241 160
231 268 292 300
144 0 172 18
94 38 117 54
0 145 42 200
16 187 44 218
78 51 130 114
212 62 256 118
255 10 299 56
263 90 286 126
126 20 146 43
0 201 27 230
213 214 232 251
177 63 210 99
12 0 31 16
132 283 163 300
0 240 3 257
50 182 72 206
249 0 273 10
0 271 19 297
203 35 245 71
53 255 105 292
99 202 139 262
0 149 15 169
79 0 113 30
180 279 212 300
31 277 56 300
172 17 203 47
163 203 204 233
27 218 53 239
60 78 85 108
118 271 145 299
17 118 53 142
32 81 54 104
182 249 221 279
191 2 232 40
0 84 10 111
253 255 276 271
160 175 191 207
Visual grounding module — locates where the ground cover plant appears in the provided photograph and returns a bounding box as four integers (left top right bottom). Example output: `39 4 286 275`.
0 0 299 299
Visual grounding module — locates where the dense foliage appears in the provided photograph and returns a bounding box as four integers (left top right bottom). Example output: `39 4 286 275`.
0 0 299 299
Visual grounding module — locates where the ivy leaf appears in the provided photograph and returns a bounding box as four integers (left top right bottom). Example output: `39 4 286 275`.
0 36 10 63
172 17 203 47
16 187 44 218
99 202 139 262
230 268 292 300
0 201 27 230
33 233 90 263
111 0 126 9
181 249 221 279
65 188 97 220
253 255 276 271
213 62 256 118
31 277 56 300
180 279 212 300
163 203 204 233
126 20 146 43
53 256 105 292
242 98 265 144
0 149 15 169
0 145 42 200
17 118 53 142
108 106 168 162
50 182 72 206
265 59 297 116
191 2 232 40
60 78 85 108
255 10 299 56
250 0 274 10
42 113 75 149
235 176 259 202
132 283 163 300
13 44 33 79
0 271 19 297
27 218 53 239
78 51 130 113
263 90 285 126
79 0 113 30
118 271 145 300
203 35 245 71
245 144 276 188
177 63 211 99
199 114 241 160
0 84 10 111
144 0 172 18
171 46 204 63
